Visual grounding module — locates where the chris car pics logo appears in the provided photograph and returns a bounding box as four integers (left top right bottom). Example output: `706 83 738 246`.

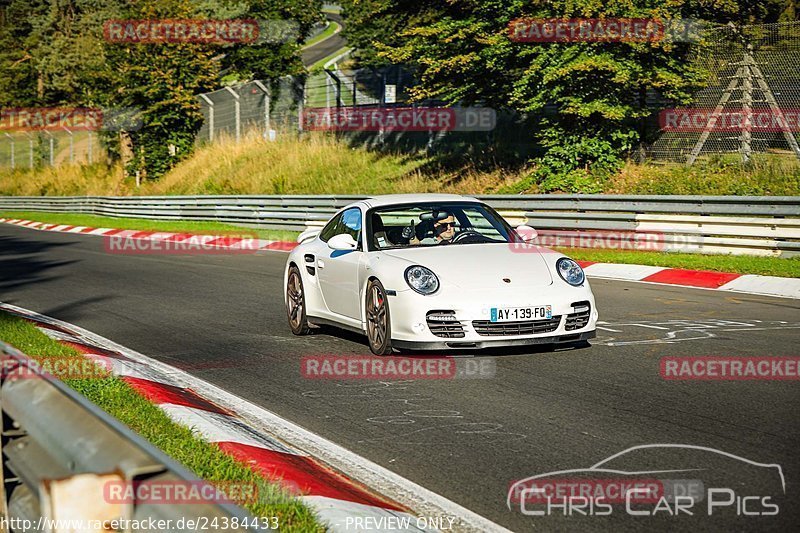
508 444 784 518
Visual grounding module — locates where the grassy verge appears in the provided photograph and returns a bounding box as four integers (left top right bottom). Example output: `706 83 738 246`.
0 211 300 241
606 155 800 196
560 248 800 278
0 135 526 196
0 312 323 530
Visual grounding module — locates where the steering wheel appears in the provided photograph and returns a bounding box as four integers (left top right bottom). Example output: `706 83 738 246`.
450 229 484 243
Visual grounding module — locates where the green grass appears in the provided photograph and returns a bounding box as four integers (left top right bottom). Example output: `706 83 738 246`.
560 248 800 278
607 155 800 196
0 312 323 530
0 211 300 241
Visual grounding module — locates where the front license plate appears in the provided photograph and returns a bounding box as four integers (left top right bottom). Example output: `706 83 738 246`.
490 305 552 322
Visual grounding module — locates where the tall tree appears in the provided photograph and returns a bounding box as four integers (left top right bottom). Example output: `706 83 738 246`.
103 0 219 180
342 0 798 191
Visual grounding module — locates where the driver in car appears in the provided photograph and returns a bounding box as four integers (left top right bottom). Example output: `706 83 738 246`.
403 212 456 245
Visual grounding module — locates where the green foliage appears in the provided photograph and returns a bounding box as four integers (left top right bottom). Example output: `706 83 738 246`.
342 0 797 192
220 0 323 79
0 0 321 181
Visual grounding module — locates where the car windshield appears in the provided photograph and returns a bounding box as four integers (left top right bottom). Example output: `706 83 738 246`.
368 202 515 250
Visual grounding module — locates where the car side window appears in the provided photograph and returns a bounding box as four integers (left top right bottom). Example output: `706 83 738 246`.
318 208 362 247
318 213 343 243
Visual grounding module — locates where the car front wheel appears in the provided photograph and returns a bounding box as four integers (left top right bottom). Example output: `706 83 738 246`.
365 279 393 355
286 265 310 335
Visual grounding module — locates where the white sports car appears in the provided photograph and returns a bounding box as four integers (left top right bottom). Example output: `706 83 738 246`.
284 194 597 354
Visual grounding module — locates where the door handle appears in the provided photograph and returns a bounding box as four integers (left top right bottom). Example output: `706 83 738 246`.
317 259 325 269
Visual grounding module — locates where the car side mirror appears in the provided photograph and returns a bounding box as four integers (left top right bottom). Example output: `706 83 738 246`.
516 225 538 241
328 233 359 251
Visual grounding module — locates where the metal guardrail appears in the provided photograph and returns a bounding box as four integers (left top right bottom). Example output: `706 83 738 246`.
0 341 254 533
0 194 799 256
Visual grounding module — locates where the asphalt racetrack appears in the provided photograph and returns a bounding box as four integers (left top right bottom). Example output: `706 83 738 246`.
2 223 798 531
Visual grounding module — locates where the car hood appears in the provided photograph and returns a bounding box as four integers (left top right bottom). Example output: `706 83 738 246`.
379 243 553 288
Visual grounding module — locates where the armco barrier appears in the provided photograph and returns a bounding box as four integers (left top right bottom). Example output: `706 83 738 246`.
0 194 798 256
0 341 255 533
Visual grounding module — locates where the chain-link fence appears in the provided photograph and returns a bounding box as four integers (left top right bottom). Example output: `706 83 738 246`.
196 65 531 158
648 21 800 164
196 77 303 143
0 130 101 170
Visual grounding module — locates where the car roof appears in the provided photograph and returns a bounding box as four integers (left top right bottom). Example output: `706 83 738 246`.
360 193 481 209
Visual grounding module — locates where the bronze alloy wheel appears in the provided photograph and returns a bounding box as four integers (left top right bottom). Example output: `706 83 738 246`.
365 279 393 355
286 265 310 335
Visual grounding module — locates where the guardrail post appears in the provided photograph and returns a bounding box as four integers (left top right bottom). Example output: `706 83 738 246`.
1 342 256 532
224 86 241 142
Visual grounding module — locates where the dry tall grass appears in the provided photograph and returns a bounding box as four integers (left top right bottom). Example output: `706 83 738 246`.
0 132 526 196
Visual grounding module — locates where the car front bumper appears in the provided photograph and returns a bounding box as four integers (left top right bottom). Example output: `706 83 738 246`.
385 282 598 350
392 329 596 350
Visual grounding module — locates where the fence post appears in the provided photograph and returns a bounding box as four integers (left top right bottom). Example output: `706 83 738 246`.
199 93 215 142
4 133 14 169
740 45 754 164
324 69 342 108
87 131 93 164
253 80 271 140
45 131 54 166
24 132 33 168
296 76 305 134
63 127 74 163
224 86 241 142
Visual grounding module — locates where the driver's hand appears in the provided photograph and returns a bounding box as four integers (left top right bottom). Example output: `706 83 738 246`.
401 219 415 240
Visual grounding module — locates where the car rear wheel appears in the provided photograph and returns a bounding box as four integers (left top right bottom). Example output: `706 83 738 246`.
365 279 393 355
286 265 310 335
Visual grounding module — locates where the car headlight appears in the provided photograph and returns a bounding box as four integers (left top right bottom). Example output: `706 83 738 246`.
405 265 440 295
556 257 585 286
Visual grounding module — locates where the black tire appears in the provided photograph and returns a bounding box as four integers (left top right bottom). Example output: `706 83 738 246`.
365 278 393 355
286 265 310 335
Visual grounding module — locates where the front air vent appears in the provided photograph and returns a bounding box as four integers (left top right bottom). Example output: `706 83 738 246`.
472 316 562 336
426 310 465 338
565 301 591 331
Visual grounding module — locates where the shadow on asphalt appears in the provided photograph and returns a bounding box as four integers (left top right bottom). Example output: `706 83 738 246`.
0 235 78 293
